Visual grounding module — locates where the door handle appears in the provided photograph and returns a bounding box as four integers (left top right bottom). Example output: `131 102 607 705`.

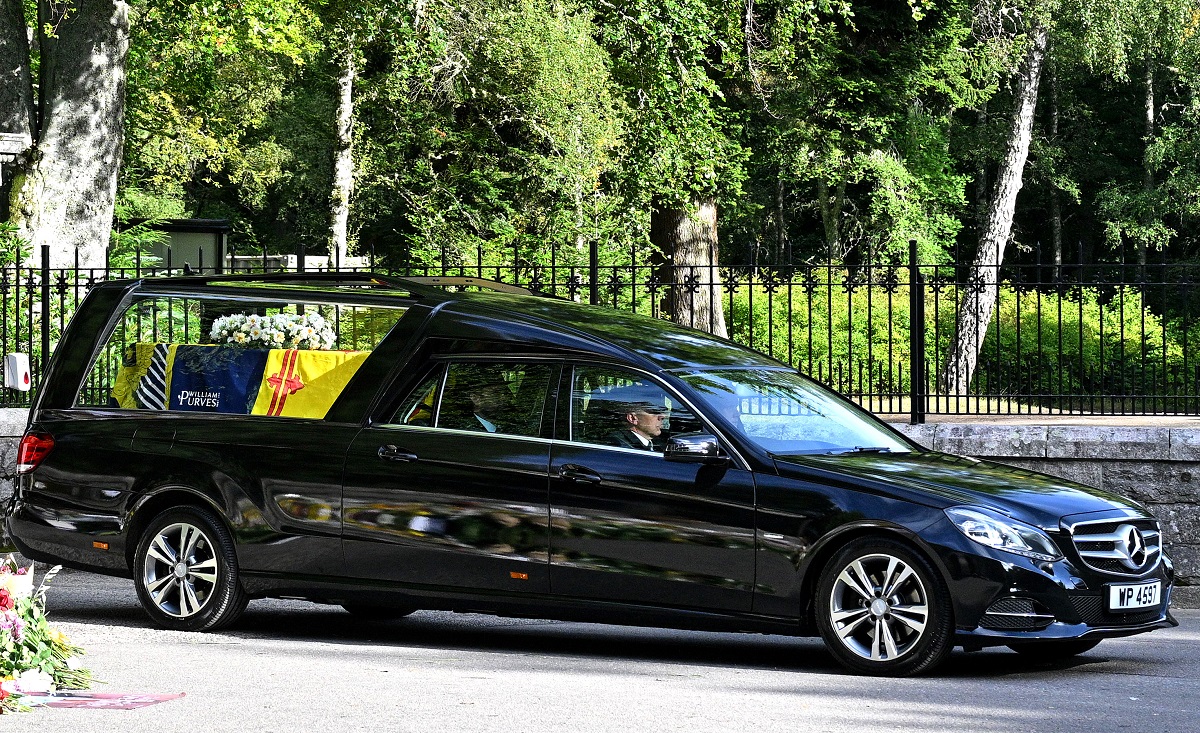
558 464 603 484
377 445 419 463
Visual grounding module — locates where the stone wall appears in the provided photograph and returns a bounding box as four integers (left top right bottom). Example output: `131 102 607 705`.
894 422 1200 608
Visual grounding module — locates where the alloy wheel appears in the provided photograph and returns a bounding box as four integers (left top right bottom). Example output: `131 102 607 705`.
141 521 220 618
827 552 930 662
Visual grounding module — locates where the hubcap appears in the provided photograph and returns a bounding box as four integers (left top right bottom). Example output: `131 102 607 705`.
829 553 930 662
142 522 219 618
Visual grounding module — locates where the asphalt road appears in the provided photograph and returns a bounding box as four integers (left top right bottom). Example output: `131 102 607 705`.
5 571 1198 733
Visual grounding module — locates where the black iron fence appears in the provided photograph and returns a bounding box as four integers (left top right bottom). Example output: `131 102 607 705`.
4 242 1200 420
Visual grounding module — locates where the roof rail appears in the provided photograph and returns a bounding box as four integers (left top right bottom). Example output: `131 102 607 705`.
397 276 543 296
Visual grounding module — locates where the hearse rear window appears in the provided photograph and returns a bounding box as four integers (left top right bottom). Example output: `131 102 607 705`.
77 295 406 418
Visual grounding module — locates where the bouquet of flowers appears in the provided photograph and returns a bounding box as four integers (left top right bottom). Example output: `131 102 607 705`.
210 312 337 350
0 558 92 714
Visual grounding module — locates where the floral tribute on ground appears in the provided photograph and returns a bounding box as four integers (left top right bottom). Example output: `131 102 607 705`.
0 557 92 713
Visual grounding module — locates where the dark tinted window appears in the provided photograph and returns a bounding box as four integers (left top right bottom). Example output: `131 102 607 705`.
390 370 445 427
435 363 554 438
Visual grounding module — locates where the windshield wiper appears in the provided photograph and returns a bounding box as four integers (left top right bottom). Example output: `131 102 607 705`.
828 446 893 455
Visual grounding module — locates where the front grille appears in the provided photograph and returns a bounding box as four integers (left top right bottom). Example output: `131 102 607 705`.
1065 517 1162 577
980 597 1055 631
1069 594 1164 626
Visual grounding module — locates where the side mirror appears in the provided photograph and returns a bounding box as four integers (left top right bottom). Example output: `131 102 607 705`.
664 433 728 465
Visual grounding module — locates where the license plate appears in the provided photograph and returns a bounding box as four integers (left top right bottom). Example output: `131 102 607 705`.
1107 581 1161 611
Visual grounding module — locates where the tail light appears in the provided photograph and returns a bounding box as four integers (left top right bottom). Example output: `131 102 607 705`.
17 432 55 474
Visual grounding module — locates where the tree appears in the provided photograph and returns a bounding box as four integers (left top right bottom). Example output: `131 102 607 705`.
592 0 773 336
353 0 626 274
117 0 320 258
3 0 130 268
942 9 1050 393
936 1 1152 395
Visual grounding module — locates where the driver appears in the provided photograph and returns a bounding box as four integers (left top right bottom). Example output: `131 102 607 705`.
604 384 669 451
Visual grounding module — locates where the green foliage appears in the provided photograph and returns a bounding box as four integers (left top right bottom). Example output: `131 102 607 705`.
972 286 1191 407
0 223 31 267
725 267 921 392
722 269 1190 407
121 0 323 243
355 0 631 269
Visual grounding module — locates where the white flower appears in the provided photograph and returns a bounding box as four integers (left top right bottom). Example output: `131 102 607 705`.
212 312 335 350
0 561 33 598
13 668 54 693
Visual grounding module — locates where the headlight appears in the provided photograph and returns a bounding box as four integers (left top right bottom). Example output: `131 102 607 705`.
945 506 1062 562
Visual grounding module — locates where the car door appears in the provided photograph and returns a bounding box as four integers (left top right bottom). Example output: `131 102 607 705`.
168 415 355 577
341 359 558 595
548 364 757 612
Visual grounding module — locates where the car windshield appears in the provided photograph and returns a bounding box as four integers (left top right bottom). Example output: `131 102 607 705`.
677 368 911 456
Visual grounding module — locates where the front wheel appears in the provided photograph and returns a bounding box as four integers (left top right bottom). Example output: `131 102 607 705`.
133 505 248 631
815 537 954 676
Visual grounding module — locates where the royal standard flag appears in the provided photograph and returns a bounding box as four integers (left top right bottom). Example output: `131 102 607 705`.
251 349 369 419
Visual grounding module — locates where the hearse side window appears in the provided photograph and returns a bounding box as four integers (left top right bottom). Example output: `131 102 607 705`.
77 294 406 419
569 366 701 452
389 369 446 427
434 362 554 438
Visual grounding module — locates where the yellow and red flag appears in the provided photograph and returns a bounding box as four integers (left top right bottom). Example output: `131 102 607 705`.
251 349 369 418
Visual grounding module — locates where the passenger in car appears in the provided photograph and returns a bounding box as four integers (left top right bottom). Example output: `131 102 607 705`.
605 385 668 451
440 366 517 434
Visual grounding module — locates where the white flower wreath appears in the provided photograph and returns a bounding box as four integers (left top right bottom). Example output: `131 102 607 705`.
209 312 337 350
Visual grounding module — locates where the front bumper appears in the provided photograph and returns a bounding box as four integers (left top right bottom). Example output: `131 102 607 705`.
960 604 1176 643
930 521 1176 648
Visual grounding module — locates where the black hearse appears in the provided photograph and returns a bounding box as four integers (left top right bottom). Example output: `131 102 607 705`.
6 273 1175 675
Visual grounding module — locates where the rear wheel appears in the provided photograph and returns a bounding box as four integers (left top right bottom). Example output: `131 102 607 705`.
133 506 248 631
1007 639 1101 661
815 537 954 677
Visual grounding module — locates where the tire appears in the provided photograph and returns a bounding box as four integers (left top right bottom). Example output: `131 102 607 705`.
133 505 248 632
815 537 954 677
340 603 417 622
1006 639 1101 662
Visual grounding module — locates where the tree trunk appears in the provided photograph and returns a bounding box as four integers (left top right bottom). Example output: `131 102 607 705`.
1049 60 1062 278
816 178 845 260
775 173 787 264
9 0 129 268
1139 58 1154 272
975 103 989 238
941 22 1048 394
329 35 356 268
651 197 728 338
0 0 34 139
